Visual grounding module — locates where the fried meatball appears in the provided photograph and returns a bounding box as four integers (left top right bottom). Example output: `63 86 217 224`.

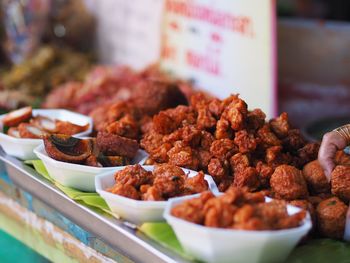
234 130 257 153
114 164 153 188
316 197 348 239
331 165 350 202
303 160 330 194
270 165 309 200
153 164 186 197
269 112 289 138
210 139 237 160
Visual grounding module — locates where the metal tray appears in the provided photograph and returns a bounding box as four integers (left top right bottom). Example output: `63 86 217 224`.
0 147 188 263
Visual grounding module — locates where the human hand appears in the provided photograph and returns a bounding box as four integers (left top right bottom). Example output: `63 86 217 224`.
318 131 347 181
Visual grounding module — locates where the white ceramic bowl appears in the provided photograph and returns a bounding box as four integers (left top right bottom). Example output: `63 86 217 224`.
164 195 312 263
0 109 93 160
95 166 219 224
34 144 149 192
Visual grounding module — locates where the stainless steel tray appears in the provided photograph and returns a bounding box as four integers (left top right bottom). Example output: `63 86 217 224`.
0 148 188 263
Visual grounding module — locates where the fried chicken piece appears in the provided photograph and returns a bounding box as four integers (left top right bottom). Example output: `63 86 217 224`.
331 165 350 202
167 142 199 170
210 139 237 160
289 199 316 227
234 130 257 153
215 117 232 139
303 160 330 194
282 129 306 152
229 153 250 174
255 200 288 227
269 112 289 138
191 95 217 130
255 161 274 188
335 150 350 166
96 132 139 159
165 105 197 127
141 185 164 201
233 167 260 192
140 132 164 155
246 108 266 131
200 131 215 150
276 210 307 230
197 149 212 170
208 98 224 118
184 171 209 194
222 99 248 131
208 158 230 182
106 114 139 139
257 124 281 148
152 111 178 135
107 183 140 200
316 197 348 239
114 164 153 188
204 197 237 227
179 125 202 147
270 165 309 200
153 164 186 197
171 191 215 224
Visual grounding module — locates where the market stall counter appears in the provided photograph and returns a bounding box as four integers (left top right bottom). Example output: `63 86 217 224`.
0 148 188 263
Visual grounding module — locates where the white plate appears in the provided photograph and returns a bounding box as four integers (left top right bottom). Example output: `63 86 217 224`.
0 109 93 160
164 195 312 263
95 166 219 224
34 144 149 192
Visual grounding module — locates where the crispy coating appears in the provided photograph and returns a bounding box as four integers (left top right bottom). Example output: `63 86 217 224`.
96 132 139 159
282 129 305 152
208 158 229 182
289 199 316 227
108 183 140 200
153 164 186 198
233 167 260 192
303 160 330 194
184 171 209 194
246 109 266 131
208 98 224 118
152 112 178 135
215 117 232 139
230 153 250 174
270 165 309 200
269 112 289 138
331 165 350 202
141 186 164 201
167 142 199 170
222 100 247 131
255 161 274 188
114 164 153 188
210 139 237 160
257 124 281 148
234 130 257 153
316 197 348 239
105 114 139 139
171 187 306 230
191 95 217 130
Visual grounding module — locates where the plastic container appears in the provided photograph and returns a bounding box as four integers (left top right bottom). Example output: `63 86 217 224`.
164 195 312 263
34 144 148 192
95 166 219 224
0 109 93 160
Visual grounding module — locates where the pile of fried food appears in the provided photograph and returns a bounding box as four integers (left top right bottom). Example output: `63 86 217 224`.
107 164 209 201
2 107 88 139
0 46 92 109
43 134 137 167
141 93 350 239
172 187 306 230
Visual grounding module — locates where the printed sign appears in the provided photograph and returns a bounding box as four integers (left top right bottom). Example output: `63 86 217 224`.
160 0 276 117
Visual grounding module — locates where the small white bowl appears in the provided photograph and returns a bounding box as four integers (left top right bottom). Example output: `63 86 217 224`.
34 144 149 192
164 195 312 263
95 166 219 224
0 109 93 160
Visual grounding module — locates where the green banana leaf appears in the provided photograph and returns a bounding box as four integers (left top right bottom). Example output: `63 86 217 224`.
24 160 111 214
